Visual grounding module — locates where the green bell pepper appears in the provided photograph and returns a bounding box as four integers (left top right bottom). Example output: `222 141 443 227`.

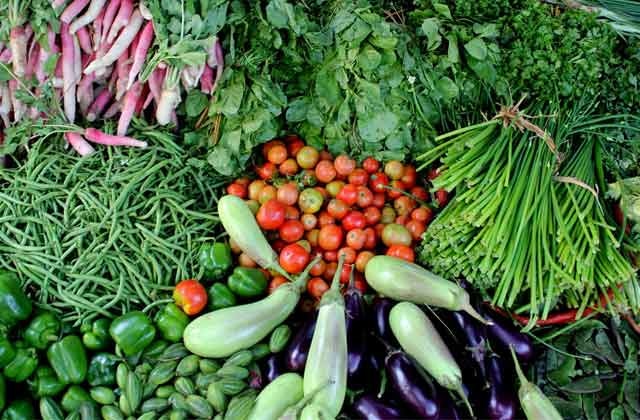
28 366 66 397
81 318 111 351
155 304 189 343
0 270 32 327
227 267 267 297
3 342 37 382
61 385 92 413
0 334 16 368
0 374 5 412
39 397 64 420
47 335 88 385
199 242 232 281
87 353 119 387
109 311 156 356
208 283 236 310
24 312 60 349
0 399 36 420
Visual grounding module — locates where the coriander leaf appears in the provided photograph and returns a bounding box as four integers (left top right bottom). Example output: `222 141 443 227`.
358 110 398 142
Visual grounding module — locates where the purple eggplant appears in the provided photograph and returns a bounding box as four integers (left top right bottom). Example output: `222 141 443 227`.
450 310 489 382
481 308 534 364
371 297 395 341
345 281 367 381
439 392 462 420
262 354 285 384
484 355 517 420
352 395 402 420
385 351 439 419
285 315 316 371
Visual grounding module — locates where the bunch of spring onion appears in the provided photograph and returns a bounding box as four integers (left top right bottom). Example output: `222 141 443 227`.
417 103 639 323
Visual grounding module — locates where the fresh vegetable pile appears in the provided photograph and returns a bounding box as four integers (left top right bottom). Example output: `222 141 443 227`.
0 0 639 419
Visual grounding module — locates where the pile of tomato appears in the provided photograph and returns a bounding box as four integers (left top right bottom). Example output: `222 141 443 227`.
225 135 448 299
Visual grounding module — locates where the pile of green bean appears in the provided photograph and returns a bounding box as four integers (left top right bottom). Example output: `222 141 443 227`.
0 127 224 324
417 118 637 322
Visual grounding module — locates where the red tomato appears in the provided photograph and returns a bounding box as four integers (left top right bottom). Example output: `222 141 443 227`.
306 229 320 247
381 224 412 247
339 263 353 284
301 214 318 230
356 186 374 208
394 196 416 216
267 144 288 164
355 251 374 272
373 223 385 240
283 134 302 144
258 185 277 204
287 139 305 157
309 259 326 277
395 215 409 225
354 277 367 293
384 160 405 180
386 180 405 199
298 188 324 214
364 206 381 225
362 157 380 174
277 182 299 206
406 219 426 240
269 276 289 293
262 140 285 159
342 211 366 231
337 184 358 206
372 192 386 208
248 180 266 201
272 239 287 253
386 245 415 262
411 207 433 223
338 247 357 264
410 186 429 202
279 243 310 274
279 220 305 243
307 277 329 299
284 206 300 220
318 211 336 227
226 183 247 198
315 160 337 183
319 150 333 161
327 199 349 220
363 227 377 250
326 181 345 197
279 158 299 176
348 169 369 186
296 146 320 169
334 155 356 176
257 199 286 230
173 279 208 315
427 168 440 180
256 162 277 180
324 262 337 281
346 228 366 250
235 177 250 187
401 165 417 188
318 225 343 251
238 253 257 268
435 189 449 207
324 250 338 262
369 172 390 193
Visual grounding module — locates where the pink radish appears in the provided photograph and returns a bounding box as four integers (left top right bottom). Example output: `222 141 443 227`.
93 7 105 49
0 83 11 127
61 0 91 24
70 0 107 34
9 26 28 78
87 88 112 121
211 38 224 92
8 80 25 122
134 83 148 115
117 80 141 135
156 70 181 126
148 67 165 103
25 41 40 80
61 23 77 122
36 29 59 82
106 0 132 44
52 0 67 9
181 64 205 90
73 36 82 84
142 89 153 111
78 72 96 114
200 65 213 94
65 132 95 156
84 127 147 148
103 99 120 118
115 52 131 100
76 27 93 54
85 9 141 74
101 0 121 43
0 48 11 63
126 20 153 90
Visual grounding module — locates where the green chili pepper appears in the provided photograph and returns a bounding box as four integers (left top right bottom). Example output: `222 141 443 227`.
87 353 119 387
81 318 111 351
0 334 16 368
28 366 65 397
24 312 60 350
228 267 268 298
109 312 156 356
0 374 5 412
155 304 190 343
47 335 88 385
3 343 38 382
0 270 32 327
207 283 237 310
61 385 92 413
199 242 233 281
1 399 36 420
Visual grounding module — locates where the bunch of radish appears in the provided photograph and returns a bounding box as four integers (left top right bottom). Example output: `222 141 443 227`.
0 0 223 155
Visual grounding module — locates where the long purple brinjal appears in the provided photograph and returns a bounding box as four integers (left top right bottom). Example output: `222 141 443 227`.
345 280 367 382
481 307 534 364
450 310 489 382
262 354 285 385
352 395 402 420
371 297 395 342
484 355 517 420
385 351 439 419
284 314 317 372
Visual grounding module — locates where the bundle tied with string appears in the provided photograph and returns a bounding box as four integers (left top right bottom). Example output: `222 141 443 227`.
417 98 638 326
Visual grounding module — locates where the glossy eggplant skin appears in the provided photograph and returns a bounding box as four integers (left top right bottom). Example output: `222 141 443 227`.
352 395 402 420
450 310 489 381
262 354 285 384
371 298 395 341
439 392 462 420
285 315 317 371
385 351 439 419
345 286 367 381
481 308 534 364
484 355 517 420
